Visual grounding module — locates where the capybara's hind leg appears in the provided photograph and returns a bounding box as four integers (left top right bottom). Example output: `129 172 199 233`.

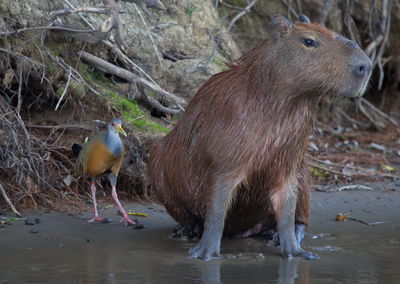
271 183 319 260
188 177 239 260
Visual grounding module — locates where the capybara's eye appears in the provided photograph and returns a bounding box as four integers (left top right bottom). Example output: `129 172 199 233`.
300 38 320 48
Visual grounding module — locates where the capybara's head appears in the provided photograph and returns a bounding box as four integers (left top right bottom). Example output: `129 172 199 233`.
265 14 372 97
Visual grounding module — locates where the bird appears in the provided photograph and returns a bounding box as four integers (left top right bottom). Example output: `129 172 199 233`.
73 118 136 226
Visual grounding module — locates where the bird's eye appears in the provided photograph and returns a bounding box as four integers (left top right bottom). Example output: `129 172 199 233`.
301 38 319 47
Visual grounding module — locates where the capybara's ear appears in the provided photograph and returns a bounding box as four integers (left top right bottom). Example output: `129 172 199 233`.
297 14 311 23
268 14 292 39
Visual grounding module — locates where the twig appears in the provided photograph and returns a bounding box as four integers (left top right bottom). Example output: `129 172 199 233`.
347 217 373 226
50 7 112 18
0 25 97 36
55 69 72 111
0 182 21 217
16 64 23 116
102 40 158 85
280 0 298 19
78 50 186 109
376 0 392 90
360 97 399 127
318 0 337 24
307 155 375 172
101 0 128 49
335 106 370 128
133 3 163 66
184 32 217 75
0 47 45 68
308 161 399 179
365 34 383 56
64 0 96 29
220 1 248 11
227 0 258 32
26 124 94 131
140 89 182 115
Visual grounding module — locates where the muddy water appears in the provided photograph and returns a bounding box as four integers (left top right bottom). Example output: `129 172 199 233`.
1 189 400 283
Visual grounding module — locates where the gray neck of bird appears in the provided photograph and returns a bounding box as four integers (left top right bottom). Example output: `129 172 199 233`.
104 130 123 156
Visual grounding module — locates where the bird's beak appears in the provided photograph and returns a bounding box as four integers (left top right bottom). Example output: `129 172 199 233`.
116 124 127 137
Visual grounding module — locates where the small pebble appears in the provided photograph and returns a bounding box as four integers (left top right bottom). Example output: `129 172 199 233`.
30 227 39 234
0 220 11 225
101 218 111 224
254 253 265 259
132 219 144 229
224 254 237 259
25 220 35 226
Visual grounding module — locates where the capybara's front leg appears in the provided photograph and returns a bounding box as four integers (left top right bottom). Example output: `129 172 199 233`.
272 184 319 260
188 179 236 261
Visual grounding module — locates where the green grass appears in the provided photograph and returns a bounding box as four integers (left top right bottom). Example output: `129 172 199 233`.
214 57 230 72
107 90 170 134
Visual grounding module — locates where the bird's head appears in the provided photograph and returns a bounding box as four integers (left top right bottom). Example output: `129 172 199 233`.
109 118 127 137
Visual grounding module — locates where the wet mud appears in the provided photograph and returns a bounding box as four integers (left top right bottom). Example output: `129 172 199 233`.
1 187 399 283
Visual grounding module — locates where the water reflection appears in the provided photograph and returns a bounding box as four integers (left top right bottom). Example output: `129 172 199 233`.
198 261 222 284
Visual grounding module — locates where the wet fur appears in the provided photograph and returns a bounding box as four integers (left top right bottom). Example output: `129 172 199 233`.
147 18 370 240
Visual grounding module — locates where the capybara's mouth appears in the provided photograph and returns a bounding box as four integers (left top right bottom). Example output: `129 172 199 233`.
348 75 371 98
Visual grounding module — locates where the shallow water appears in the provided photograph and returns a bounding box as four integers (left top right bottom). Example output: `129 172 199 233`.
1 190 399 283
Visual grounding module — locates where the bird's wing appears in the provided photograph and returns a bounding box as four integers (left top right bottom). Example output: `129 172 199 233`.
75 133 103 177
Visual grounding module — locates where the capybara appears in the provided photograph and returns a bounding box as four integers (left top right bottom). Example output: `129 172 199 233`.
147 14 372 260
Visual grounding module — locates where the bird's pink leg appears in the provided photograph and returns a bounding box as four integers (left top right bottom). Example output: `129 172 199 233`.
88 181 103 222
111 185 136 226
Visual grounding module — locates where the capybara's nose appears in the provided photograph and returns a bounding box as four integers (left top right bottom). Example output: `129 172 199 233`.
354 58 372 78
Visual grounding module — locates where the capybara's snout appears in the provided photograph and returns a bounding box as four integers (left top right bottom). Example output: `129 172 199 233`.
349 54 372 97
354 57 372 78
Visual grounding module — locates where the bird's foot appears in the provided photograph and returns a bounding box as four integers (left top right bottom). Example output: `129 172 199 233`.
88 216 104 223
119 215 136 226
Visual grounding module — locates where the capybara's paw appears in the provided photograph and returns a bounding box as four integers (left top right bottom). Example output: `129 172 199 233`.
282 249 319 261
188 243 220 261
299 250 319 260
271 223 306 246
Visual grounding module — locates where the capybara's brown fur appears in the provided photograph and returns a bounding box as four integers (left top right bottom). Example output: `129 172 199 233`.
147 14 372 260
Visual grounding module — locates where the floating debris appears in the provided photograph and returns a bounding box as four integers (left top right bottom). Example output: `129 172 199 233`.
127 212 148 217
311 246 343 252
254 253 265 259
335 213 349 222
311 233 337 239
316 184 374 193
370 143 386 152
382 165 396 172
337 185 374 192
335 213 377 226
30 227 39 234
25 220 35 226
367 221 385 226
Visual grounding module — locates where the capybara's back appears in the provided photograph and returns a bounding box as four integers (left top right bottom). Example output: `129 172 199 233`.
147 14 372 260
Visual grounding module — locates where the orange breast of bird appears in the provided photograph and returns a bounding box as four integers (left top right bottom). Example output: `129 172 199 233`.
76 138 124 178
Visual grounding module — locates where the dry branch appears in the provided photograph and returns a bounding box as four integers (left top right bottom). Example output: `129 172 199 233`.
0 25 97 36
49 7 113 18
0 183 21 217
227 0 258 32
318 0 337 24
77 51 186 109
